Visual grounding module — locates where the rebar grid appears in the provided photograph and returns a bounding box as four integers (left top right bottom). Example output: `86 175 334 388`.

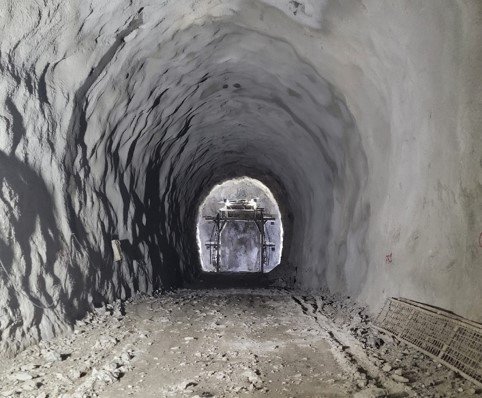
374 298 482 387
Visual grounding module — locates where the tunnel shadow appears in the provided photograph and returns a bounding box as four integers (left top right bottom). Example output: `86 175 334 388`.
118 238 153 293
0 151 95 351
185 271 270 289
113 160 184 292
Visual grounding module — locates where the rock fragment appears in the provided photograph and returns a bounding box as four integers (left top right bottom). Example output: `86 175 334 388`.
391 374 410 383
381 363 392 372
42 349 63 362
353 387 388 398
8 372 33 381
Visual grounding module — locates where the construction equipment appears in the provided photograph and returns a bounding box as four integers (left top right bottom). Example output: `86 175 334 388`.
204 198 275 272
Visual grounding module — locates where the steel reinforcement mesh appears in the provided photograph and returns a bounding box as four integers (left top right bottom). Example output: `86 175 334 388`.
375 298 482 387
375 299 411 336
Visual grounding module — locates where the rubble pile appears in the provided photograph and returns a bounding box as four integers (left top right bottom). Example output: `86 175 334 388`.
0 300 137 398
313 294 481 397
0 290 479 398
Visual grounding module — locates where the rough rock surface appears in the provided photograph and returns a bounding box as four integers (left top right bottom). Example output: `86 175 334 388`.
0 0 481 354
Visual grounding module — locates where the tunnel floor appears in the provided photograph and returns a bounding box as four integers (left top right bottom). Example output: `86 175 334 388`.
186 272 271 289
0 290 478 398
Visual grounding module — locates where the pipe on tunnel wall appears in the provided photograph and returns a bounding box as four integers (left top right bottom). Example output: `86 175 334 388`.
0 0 480 355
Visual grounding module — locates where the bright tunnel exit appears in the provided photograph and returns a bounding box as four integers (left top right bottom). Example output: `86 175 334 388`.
197 177 283 273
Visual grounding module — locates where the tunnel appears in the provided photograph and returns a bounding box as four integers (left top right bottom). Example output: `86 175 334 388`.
0 0 481 396
196 177 284 273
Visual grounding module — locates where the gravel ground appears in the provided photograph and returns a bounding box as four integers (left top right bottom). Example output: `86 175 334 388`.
0 289 480 398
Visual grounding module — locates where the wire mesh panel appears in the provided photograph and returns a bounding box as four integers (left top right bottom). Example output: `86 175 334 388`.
400 311 454 357
441 327 482 385
374 298 482 387
376 299 414 336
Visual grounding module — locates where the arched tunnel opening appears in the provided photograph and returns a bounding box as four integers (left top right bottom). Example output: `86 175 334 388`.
197 177 283 274
0 1 481 396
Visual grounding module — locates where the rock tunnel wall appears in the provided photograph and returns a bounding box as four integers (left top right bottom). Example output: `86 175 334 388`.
0 0 480 354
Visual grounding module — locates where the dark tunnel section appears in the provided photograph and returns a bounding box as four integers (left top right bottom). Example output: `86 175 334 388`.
58 22 367 310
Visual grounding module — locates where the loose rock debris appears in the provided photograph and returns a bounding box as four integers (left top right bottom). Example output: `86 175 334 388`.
0 289 480 397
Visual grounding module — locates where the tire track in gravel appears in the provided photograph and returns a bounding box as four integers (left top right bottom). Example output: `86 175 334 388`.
292 295 414 397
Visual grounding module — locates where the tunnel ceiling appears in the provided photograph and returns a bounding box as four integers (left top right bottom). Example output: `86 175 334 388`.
65 19 367 286
0 0 481 354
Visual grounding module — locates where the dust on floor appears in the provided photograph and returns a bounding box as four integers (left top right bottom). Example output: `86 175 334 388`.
0 289 479 398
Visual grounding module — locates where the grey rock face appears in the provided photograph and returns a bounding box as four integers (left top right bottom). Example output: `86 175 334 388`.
0 0 480 355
